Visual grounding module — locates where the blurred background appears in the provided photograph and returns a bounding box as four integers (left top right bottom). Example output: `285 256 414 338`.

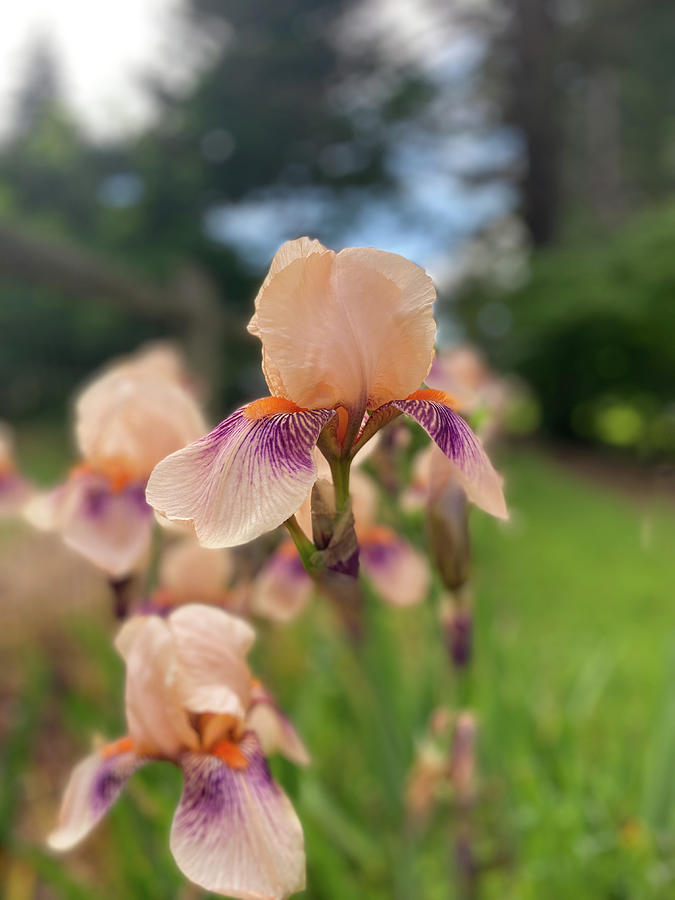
1 1 674 898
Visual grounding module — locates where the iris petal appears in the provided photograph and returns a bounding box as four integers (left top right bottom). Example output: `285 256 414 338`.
48 748 145 851
360 528 430 606
391 394 508 520
172 735 305 900
146 405 336 548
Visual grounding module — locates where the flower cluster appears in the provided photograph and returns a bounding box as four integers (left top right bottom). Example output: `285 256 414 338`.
20 238 511 899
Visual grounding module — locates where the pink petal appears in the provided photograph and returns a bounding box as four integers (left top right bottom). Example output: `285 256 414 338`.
248 238 333 401
48 748 144 851
172 736 305 900
31 473 153 577
76 360 207 480
392 395 508 520
168 604 255 720
360 528 430 607
246 686 310 766
146 405 335 548
118 615 199 757
252 542 313 624
249 242 436 413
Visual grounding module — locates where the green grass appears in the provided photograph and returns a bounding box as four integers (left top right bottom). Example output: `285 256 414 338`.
2 446 674 899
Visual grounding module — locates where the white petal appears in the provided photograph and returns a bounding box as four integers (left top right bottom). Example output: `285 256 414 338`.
172 737 305 899
146 405 335 548
48 748 144 851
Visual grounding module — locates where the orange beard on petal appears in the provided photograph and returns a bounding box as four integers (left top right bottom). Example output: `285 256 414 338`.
405 388 458 409
212 740 250 770
69 458 137 493
335 406 349 446
243 396 305 420
100 736 136 760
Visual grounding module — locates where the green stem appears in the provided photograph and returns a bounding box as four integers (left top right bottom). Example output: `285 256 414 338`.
329 456 351 512
284 515 319 573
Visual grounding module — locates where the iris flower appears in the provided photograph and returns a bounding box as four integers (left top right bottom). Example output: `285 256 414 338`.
147 239 506 548
49 604 307 900
27 346 206 576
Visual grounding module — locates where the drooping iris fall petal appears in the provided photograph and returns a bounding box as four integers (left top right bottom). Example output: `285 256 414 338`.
391 393 507 520
248 239 436 413
360 527 430 607
171 736 305 900
146 405 336 548
26 473 153 577
48 748 145 851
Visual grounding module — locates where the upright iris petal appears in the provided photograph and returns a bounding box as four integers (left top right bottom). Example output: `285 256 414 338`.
249 242 436 414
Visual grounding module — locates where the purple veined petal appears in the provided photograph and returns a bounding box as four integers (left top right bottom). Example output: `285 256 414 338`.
172 734 305 900
360 527 430 607
252 541 313 624
391 394 508 520
36 472 154 577
246 684 311 766
48 747 146 852
146 404 336 548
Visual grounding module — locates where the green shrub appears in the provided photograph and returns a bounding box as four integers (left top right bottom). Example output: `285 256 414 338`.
455 204 675 455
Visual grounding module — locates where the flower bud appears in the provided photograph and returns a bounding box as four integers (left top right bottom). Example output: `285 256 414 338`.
427 475 471 592
440 594 473 669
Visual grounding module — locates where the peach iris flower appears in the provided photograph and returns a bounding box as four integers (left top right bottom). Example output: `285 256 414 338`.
28 345 206 577
147 239 506 548
49 605 307 900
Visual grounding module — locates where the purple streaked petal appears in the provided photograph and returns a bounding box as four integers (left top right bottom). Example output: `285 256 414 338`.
59 473 154 577
48 749 145 852
391 397 507 520
172 734 305 900
360 528 430 607
146 404 336 548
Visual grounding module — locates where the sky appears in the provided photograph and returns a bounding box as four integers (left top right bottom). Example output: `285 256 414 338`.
0 0 191 139
0 0 516 280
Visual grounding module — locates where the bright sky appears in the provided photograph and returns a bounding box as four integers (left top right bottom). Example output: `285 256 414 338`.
0 0 515 277
0 0 453 140
0 0 192 139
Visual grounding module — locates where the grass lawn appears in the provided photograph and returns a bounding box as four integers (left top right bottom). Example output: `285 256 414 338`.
1 445 674 899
